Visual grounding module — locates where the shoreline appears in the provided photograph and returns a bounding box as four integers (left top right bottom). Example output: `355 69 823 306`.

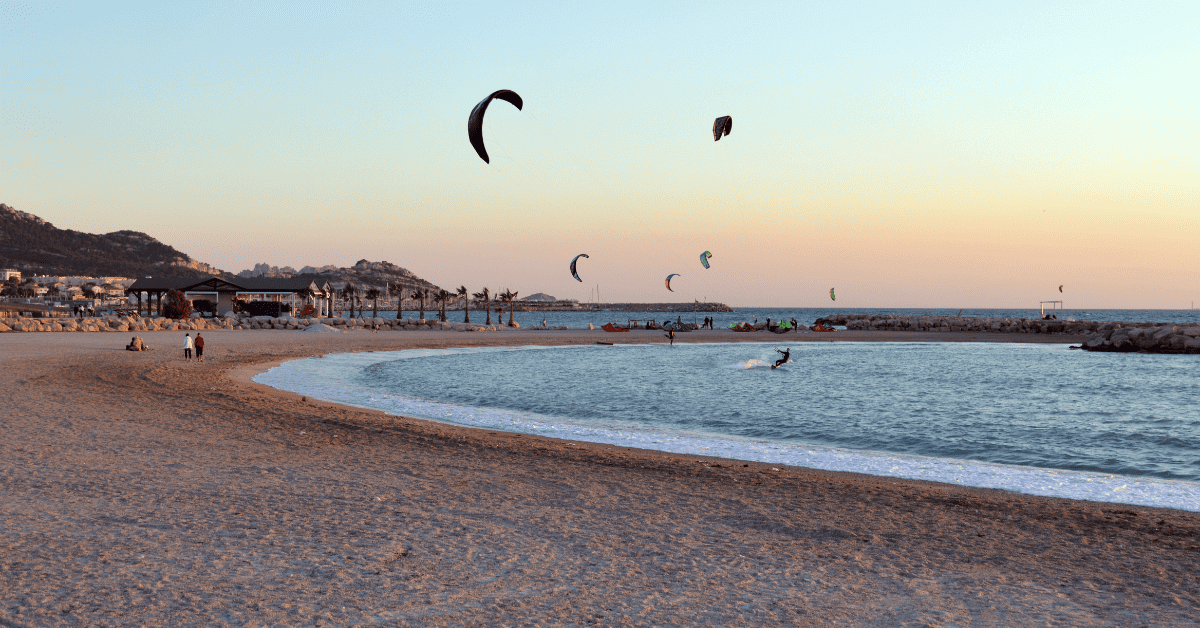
246 344 1200 513
2 329 1197 626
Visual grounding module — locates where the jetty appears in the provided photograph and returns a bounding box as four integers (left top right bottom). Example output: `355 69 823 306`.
814 313 1200 353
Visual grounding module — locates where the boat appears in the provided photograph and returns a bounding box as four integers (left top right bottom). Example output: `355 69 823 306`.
601 323 630 333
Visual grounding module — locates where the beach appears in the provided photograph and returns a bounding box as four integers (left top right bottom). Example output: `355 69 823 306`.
2 329 1197 627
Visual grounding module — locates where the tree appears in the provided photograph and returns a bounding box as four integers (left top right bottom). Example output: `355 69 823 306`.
500 288 519 327
457 286 470 323
434 289 451 322
472 288 491 325
412 288 427 321
365 287 381 318
162 289 193 319
340 284 357 318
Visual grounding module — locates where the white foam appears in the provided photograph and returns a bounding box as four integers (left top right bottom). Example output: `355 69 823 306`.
255 348 1200 513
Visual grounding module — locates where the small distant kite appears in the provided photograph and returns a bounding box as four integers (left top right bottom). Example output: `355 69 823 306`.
1058 285 1063 293
830 288 836 301
713 116 732 141
467 89 524 164
570 253 589 282
700 251 712 269
665 274 681 292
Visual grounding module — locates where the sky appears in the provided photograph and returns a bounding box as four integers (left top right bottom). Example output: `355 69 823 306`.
1 1 1197 308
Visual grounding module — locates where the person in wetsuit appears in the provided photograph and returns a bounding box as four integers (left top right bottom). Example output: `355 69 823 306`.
665 329 675 345
774 347 790 368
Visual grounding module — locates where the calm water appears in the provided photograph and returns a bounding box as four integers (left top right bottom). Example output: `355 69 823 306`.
256 343 1200 511
350 307 1200 329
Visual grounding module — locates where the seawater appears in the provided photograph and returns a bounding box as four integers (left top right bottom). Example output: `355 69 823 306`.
345 307 1200 329
255 343 1200 512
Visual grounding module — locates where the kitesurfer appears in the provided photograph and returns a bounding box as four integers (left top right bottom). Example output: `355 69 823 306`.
774 348 790 368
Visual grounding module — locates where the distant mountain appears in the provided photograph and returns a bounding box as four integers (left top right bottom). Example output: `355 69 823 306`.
522 293 558 301
237 259 442 293
0 203 229 279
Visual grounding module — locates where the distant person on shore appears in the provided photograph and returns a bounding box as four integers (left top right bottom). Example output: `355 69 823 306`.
195 333 205 362
183 333 194 361
665 329 675 346
774 347 790 368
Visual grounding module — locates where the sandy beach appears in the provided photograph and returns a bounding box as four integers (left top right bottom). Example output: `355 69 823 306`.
1 328 1197 627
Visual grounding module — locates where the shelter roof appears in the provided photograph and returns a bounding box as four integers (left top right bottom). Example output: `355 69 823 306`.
126 276 329 295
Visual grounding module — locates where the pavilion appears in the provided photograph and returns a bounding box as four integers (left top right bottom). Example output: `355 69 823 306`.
125 276 333 317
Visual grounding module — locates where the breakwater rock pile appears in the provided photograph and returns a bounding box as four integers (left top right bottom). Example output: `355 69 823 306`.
1077 325 1200 354
0 314 526 333
815 314 1099 335
814 314 1200 353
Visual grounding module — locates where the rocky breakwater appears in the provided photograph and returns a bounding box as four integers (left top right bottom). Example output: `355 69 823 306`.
0 314 506 333
1077 325 1200 354
814 314 1200 353
0 315 239 333
814 313 1100 335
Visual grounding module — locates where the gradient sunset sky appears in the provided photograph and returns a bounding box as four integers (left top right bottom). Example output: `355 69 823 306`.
2 1 1196 307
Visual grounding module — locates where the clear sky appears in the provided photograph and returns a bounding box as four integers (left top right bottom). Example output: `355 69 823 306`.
2 1 1196 308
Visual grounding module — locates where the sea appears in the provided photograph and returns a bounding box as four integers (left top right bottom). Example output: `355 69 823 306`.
347 307 1200 329
255 341 1200 512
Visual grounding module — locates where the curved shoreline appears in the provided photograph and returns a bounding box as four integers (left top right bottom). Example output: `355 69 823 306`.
249 345 1200 513
2 329 1197 626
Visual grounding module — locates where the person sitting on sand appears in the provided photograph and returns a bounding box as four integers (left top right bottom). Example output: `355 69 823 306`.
126 336 143 351
774 348 790 368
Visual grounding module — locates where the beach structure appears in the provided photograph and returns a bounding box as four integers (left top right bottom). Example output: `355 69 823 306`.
125 276 333 317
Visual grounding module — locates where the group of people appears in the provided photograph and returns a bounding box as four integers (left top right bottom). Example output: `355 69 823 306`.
182 333 205 361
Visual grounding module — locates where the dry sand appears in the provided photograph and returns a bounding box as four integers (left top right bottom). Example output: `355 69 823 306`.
1 328 1197 627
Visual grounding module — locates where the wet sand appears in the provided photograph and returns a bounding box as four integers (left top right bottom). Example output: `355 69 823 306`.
1 329 1197 627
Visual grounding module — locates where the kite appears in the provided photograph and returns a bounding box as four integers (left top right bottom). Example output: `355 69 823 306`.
1059 285 1063 293
665 274 681 292
700 251 712 269
830 288 836 301
570 253 589 282
467 89 523 164
713 116 732 141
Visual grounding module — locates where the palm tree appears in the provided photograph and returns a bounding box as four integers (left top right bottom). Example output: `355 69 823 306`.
435 289 452 322
412 288 427 321
457 286 470 323
365 287 381 318
472 288 491 325
340 284 357 318
500 288 519 327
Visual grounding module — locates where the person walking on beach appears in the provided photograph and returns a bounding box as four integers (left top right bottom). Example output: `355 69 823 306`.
194 333 205 362
773 347 790 368
665 329 675 345
183 333 194 361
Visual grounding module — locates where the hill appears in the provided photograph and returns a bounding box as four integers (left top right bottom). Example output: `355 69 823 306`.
0 203 227 279
236 259 442 293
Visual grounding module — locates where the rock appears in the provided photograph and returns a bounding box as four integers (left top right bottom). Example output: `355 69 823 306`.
588 323 595 330
0 322 11 332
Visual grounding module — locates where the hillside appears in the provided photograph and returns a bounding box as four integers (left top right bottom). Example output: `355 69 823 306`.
0 203 445 291
237 260 442 293
0 203 228 279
